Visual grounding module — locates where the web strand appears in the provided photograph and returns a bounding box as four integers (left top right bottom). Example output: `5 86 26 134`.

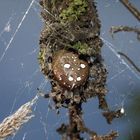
0 0 35 63
101 37 140 80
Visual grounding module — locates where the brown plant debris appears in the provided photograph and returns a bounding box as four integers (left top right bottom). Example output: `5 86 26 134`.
110 26 140 40
0 95 38 140
110 0 140 39
110 0 140 73
103 108 124 124
39 0 121 139
120 0 140 21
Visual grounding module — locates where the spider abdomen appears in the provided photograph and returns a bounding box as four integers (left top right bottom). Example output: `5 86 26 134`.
52 50 89 90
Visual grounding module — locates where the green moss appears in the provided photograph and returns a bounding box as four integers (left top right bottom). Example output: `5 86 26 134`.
38 47 46 68
59 0 88 22
72 41 89 54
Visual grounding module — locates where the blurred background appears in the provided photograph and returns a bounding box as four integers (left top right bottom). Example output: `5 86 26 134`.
0 0 140 140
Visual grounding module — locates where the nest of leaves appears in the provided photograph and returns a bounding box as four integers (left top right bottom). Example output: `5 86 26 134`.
39 0 107 109
38 0 121 139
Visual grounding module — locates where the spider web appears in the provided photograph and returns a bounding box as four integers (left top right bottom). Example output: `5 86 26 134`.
0 0 140 140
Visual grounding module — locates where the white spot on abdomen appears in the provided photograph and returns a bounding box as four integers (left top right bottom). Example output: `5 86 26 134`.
80 64 86 68
64 64 70 68
68 76 74 81
77 77 81 81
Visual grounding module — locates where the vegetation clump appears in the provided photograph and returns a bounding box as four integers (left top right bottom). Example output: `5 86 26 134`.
72 41 88 54
59 0 88 22
39 0 122 139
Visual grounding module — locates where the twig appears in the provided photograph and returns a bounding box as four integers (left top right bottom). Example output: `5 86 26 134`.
118 52 140 73
120 0 140 21
110 26 140 40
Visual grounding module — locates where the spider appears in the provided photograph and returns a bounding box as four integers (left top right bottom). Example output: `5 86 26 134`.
38 0 108 110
